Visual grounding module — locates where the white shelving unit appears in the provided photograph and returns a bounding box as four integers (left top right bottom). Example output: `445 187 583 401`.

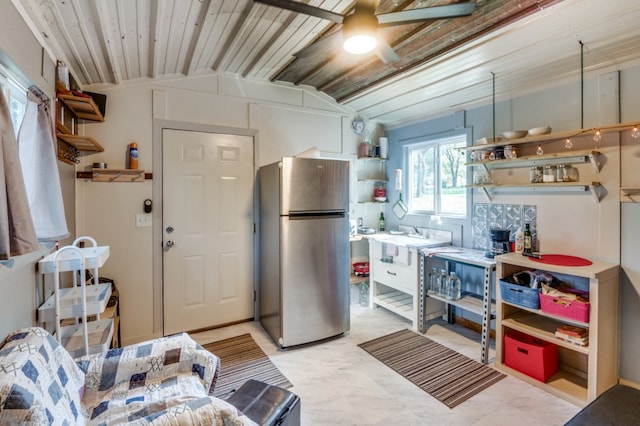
494 252 619 406
37 238 113 357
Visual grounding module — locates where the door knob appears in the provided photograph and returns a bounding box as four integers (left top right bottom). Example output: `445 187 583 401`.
164 240 174 251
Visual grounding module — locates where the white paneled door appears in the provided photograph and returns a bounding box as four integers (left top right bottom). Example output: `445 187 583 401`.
162 129 254 335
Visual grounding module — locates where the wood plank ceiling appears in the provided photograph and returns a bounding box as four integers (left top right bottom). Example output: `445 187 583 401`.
13 0 640 127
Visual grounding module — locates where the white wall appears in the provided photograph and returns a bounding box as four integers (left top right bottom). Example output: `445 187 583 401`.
0 2 74 339
77 74 359 345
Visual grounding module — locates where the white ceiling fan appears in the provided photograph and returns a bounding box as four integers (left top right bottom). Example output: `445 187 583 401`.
254 0 477 63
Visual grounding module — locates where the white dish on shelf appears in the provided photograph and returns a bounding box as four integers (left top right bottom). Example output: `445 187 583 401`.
528 126 552 136
502 130 528 139
374 197 387 202
476 137 504 145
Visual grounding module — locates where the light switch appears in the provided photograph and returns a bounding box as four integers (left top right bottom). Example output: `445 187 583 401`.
136 213 152 228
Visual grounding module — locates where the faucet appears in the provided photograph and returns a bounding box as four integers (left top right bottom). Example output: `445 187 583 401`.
412 226 421 236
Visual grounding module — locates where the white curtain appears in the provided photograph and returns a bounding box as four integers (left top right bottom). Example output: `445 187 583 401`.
17 88 69 242
0 89 40 260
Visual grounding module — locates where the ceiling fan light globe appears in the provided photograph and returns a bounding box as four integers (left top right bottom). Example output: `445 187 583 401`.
343 34 377 54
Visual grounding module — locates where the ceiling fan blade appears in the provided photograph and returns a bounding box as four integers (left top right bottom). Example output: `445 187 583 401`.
254 0 344 24
375 38 399 64
293 31 343 58
377 2 477 26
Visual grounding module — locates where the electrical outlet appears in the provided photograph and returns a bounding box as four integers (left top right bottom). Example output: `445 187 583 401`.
136 213 152 228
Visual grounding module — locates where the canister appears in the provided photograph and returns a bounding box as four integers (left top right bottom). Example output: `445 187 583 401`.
530 166 543 183
543 165 556 182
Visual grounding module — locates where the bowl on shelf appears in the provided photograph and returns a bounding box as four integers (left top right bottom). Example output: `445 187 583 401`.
502 130 528 139
476 137 504 145
374 196 387 202
528 126 552 136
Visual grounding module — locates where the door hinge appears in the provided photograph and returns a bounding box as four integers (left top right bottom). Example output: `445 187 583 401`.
253 290 256 301
254 223 256 233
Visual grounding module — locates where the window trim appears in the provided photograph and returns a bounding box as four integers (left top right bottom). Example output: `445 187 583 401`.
402 128 472 220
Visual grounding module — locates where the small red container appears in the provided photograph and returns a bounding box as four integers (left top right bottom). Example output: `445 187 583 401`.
504 330 558 382
353 262 369 277
539 292 590 323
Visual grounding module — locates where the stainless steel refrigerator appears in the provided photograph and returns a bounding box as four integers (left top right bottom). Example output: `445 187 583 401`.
259 157 350 348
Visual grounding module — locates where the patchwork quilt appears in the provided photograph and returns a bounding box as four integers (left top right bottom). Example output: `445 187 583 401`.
0 327 257 425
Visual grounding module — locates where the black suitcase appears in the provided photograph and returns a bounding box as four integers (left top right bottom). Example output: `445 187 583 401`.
226 379 301 426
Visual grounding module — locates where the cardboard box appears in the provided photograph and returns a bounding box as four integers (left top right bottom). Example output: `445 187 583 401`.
505 330 558 382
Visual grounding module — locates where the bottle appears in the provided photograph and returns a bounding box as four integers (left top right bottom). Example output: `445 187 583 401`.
379 212 385 231
447 272 461 301
523 223 533 254
129 142 139 169
428 267 439 295
515 227 524 253
438 269 448 297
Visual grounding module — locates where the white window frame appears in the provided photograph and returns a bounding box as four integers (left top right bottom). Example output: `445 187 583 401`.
404 130 470 218
0 64 28 136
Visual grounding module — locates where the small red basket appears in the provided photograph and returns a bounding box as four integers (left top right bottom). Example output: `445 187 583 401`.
353 262 369 277
539 291 590 323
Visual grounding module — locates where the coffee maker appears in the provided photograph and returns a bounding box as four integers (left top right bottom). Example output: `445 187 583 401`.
486 228 511 258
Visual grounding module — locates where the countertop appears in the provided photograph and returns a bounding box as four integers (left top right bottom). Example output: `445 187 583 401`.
366 232 452 249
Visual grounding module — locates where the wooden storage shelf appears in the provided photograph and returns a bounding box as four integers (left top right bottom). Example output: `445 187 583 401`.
57 133 104 152
461 121 640 152
76 169 150 182
57 92 104 122
495 252 619 407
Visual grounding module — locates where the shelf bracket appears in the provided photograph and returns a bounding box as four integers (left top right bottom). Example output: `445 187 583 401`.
588 152 602 173
479 186 493 202
589 184 602 203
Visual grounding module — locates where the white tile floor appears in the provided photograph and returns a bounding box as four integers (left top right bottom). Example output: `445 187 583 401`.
191 306 581 425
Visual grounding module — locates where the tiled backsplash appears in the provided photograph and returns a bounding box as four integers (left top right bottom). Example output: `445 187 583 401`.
472 203 537 250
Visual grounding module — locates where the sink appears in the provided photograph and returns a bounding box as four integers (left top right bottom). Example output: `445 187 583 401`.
407 233 427 239
371 234 449 248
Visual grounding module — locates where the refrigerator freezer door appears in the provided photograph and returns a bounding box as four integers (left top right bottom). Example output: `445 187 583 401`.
280 214 350 347
281 157 349 214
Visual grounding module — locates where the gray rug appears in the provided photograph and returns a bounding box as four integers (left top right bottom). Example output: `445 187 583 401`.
359 329 505 408
203 333 292 399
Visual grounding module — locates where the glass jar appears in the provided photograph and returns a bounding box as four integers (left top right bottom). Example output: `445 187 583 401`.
543 165 556 182
556 164 567 182
530 166 543 183
446 272 461 301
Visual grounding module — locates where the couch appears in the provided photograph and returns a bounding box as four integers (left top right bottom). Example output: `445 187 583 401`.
0 327 258 425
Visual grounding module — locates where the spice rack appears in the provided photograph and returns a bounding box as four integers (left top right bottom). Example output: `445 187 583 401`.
464 145 604 202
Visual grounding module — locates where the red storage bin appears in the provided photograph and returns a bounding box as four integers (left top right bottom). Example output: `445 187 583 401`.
504 330 558 382
539 292 589 323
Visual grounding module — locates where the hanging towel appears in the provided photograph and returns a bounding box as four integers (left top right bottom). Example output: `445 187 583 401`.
18 89 69 241
0 90 40 260
386 243 399 256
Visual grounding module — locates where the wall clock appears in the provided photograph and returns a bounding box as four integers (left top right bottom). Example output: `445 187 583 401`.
351 116 366 135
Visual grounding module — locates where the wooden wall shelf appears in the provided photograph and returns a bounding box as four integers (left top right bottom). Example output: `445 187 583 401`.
57 93 104 122
57 134 104 152
76 169 152 182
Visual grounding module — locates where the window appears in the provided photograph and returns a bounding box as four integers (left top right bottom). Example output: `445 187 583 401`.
406 132 468 217
0 66 28 136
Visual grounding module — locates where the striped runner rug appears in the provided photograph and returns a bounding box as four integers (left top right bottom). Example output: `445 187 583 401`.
203 333 292 399
359 329 505 408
